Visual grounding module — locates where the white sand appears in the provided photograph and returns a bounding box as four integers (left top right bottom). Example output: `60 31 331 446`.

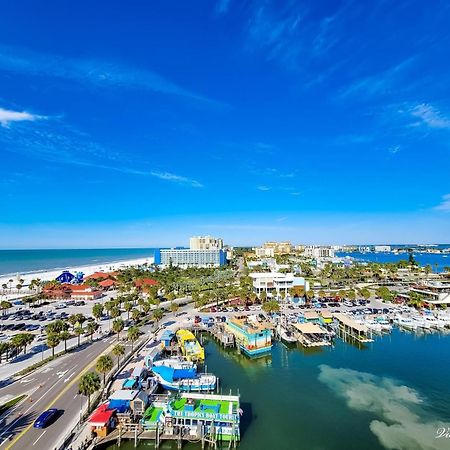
0 256 154 289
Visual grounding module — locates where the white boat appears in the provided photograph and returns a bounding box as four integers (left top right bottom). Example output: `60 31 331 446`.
365 320 383 334
423 316 441 329
279 326 297 344
437 315 450 328
394 316 417 331
150 357 217 392
375 316 392 332
411 317 430 330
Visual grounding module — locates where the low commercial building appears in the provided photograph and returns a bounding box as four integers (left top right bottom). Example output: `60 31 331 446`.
409 282 450 305
249 272 309 297
154 248 227 268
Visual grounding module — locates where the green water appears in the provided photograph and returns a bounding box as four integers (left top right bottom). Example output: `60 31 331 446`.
103 330 450 450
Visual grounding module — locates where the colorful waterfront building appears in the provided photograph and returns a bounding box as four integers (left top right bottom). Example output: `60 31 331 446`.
176 329 205 362
141 392 241 443
225 316 272 357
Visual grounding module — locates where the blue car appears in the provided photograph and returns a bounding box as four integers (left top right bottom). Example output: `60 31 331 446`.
33 409 59 428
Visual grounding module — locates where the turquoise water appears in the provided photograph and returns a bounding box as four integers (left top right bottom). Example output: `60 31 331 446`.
0 248 156 276
104 330 450 450
337 251 450 272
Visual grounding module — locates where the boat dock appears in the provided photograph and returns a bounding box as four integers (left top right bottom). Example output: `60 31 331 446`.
292 323 332 347
206 322 236 348
333 313 374 343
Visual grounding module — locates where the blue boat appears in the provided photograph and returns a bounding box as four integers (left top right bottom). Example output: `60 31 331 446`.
150 358 216 392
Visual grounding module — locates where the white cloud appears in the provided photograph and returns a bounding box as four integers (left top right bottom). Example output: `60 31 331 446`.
318 365 449 450
434 194 450 212
0 45 220 106
257 185 271 191
0 107 45 127
150 171 203 188
410 103 450 129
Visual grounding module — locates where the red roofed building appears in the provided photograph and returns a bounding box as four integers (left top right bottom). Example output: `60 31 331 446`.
135 278 158 288
89 404 116 438
85 271 118 281
66 284 103 300
99 279 117 290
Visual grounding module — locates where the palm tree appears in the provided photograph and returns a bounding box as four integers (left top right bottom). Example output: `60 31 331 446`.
110 307 121 319
131 308 140 322
127 326 140 352
92 303 104 322
112 318 124 341
60 330 71 352
262 300 280 314
96 355 113 385
86 321 98 342
170 302 179 314
152 308 164 324
79 371 101 412
0 342 10 363
112 344 125 370
124 301 133 320
47 333 60 358
0 300 12 316
74 326 84 347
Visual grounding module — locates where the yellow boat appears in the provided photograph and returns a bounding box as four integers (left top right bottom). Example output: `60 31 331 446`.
176 329 205 362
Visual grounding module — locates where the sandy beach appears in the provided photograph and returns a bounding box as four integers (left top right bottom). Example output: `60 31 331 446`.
0 256 154 294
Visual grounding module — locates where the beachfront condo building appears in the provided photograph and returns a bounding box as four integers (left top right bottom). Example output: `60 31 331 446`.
262 241 292 255
189 235 224 250
154 248 227 268
254 247 275 258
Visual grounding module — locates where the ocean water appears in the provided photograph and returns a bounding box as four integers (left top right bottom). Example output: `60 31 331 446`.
103 330 450 450
0 248 156 276
336 251 450 272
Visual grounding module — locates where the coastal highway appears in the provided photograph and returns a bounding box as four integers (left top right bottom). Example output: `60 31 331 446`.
0 334 117 450
0 304 189 450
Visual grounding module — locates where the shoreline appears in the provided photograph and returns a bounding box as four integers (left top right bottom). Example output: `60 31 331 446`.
0 256 154 288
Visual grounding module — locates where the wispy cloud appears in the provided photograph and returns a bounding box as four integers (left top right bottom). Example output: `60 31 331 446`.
0 107 46 127
0 112 203 187
0 45 219 105
257 185 271 191
434 194 450 212
388 145 401 154
338 57 416 100
150 171 203 188
410 103 450 129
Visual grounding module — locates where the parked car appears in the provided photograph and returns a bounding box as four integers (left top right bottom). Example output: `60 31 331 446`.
75 301 85 306
33 409 59 428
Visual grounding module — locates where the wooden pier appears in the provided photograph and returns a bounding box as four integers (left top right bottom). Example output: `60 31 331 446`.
95 419 237 449
333 313 373 343
205 323 236 348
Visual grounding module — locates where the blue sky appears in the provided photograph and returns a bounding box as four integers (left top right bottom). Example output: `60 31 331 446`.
0 0 449 248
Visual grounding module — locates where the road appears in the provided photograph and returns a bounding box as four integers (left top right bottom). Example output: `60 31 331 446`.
0 299 192 450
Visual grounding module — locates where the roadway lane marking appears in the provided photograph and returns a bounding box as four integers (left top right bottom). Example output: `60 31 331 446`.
5 340 117 450
19 378 35 384
32 430 46 446
64 373 75 383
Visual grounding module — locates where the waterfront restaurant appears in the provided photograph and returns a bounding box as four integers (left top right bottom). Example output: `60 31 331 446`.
225 316 272 357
